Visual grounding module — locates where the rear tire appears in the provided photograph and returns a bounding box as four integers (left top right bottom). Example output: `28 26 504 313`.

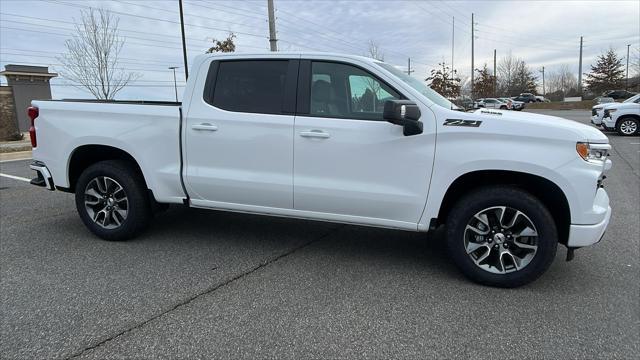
446 186 558 287
615 117 639 136
75 160 151 241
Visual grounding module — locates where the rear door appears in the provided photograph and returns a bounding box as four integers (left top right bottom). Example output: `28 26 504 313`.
184 59 298 209
292 60 434 227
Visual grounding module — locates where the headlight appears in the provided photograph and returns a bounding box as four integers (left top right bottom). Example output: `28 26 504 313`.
576 142 610 162
608 109 617 113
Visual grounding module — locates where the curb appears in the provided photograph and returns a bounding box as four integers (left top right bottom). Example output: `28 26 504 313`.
0 143 32 153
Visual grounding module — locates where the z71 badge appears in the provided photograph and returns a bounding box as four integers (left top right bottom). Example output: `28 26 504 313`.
443 119 483 127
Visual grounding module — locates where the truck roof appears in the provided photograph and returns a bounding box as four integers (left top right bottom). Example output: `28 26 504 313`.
193 52 379 64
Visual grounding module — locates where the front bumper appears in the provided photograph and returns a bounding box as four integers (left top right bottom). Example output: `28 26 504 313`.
602 116 615 129
567 188 611 247
591 114 602 125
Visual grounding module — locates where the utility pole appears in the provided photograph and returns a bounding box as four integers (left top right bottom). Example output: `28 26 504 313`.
178 0 188 79
168 66 179 102
493 49 497 97
578 36 583 94
407 58 414 76
471 13 475 96
540 66 545 96
626 44 631 90
451 16 454 82
267 0 278 51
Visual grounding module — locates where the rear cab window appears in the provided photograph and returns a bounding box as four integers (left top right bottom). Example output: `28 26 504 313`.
203 59 297 115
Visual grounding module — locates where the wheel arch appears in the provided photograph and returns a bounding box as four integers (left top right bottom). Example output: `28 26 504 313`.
615 114 640 127
436 170 571 245
67 145 148 193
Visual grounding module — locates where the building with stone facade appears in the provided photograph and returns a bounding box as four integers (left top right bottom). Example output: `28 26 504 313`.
0 65 57 140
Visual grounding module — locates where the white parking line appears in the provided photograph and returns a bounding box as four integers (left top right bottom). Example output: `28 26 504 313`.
630 142 640 145
0 173 31 182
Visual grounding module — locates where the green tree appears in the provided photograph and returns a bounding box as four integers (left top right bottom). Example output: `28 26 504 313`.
473 64 495 98
584 48 624 93
206 33 236 53
425 62 461 99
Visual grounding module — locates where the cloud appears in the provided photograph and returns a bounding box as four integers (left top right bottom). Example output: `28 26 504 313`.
1 0 638 100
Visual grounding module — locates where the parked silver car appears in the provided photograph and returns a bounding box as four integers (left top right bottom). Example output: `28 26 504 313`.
498 97 525 111
475 98 510 110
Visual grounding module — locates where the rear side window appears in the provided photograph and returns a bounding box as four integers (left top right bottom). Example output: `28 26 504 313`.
210 60 289 114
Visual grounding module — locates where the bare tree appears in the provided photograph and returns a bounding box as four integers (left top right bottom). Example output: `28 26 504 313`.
546 64 578 99
206 33 236 53
358 41 385 111
497 52 536 96
367 40 384 61
59 8 139 100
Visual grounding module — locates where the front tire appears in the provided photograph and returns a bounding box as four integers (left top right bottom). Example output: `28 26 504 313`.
75 160 151 241
446 186 558 287
615 117 639 136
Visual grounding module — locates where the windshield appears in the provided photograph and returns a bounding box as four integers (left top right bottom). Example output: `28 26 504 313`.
623 94 640 103
375 61 459 110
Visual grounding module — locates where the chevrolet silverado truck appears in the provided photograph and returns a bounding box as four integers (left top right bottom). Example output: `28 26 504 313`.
592 94 640 133
600 94 640 136
28 53 613 287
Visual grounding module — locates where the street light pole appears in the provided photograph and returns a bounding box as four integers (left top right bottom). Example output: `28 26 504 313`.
626 44 631 90
168 66 179 102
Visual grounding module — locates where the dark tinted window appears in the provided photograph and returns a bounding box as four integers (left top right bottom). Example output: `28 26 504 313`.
211 60 289 114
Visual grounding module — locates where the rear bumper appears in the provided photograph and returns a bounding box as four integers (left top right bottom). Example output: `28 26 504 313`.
29 161 55 190
567 188 611 247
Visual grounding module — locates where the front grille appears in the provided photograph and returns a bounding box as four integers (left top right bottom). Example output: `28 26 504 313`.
592 108 597 116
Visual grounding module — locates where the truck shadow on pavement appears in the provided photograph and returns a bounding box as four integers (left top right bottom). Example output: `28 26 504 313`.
141 205 460 281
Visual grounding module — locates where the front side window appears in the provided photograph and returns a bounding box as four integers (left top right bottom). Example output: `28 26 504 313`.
309 61 401 120
211 60 289 114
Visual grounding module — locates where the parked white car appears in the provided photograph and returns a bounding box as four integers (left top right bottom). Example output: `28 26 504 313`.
601 95 640 135
28 52 612 287
475 98 510 110
498 97 524 111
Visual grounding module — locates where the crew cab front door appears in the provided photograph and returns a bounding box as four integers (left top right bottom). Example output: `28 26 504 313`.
293 60 435 228
184 59 298 209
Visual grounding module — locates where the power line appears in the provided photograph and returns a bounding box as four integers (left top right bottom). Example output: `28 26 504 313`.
0 47 184 66
0 12 242 47
0 26 191 50
112 0 263 30
41 0 267 39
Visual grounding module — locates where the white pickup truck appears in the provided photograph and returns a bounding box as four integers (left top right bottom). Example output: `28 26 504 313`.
601 95 640 136
591 94 640 135
29 53 612 287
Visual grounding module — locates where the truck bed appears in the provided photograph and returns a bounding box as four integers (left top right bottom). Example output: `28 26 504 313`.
31 99 186 204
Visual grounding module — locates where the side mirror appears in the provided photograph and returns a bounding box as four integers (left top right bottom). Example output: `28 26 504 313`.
383 100 423 136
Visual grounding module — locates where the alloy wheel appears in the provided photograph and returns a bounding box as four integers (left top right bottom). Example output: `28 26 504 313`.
464 206 538 274
84 176 129 229
620 120 638 135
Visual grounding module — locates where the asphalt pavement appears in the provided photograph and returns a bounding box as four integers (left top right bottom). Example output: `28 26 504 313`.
1 110 638 359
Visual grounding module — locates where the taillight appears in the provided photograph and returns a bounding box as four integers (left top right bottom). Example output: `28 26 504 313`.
27 106 38 147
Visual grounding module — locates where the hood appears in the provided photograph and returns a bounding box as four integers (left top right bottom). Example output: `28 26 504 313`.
602 102 638 110
471 108 608 143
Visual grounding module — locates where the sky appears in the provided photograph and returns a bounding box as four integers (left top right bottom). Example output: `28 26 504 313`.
0 0 638 101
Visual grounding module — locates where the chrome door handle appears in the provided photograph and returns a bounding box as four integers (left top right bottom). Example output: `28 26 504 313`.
192 123 218 131
300 130 330 139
